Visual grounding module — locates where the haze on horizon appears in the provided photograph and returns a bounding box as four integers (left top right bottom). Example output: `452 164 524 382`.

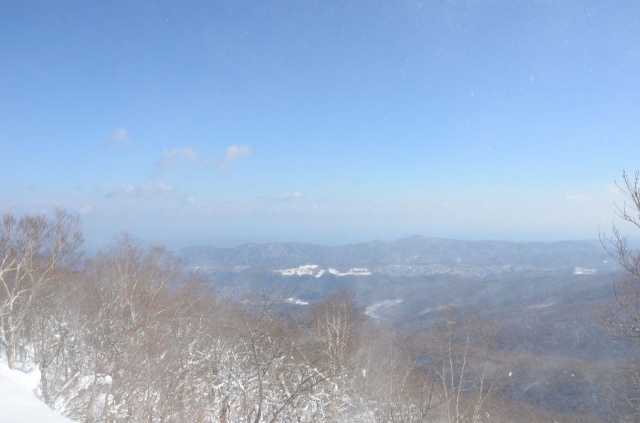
2 1 639 250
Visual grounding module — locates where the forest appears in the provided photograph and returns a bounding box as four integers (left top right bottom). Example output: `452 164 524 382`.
2 172 640 423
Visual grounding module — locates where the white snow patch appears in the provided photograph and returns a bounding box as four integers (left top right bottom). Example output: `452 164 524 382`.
285 297 309 306
0 363 74 422
0 362 41 392
327 268 371 276
277 264 322 277
527 300 557 309
276 265 370 277
419 305 448 315
573 267 597 275
365 300 403 318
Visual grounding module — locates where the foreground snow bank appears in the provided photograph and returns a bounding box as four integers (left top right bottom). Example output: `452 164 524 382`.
0 362 41 391
0 363 74 423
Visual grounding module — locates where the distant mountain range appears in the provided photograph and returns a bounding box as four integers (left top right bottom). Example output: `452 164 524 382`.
182 235 616 276
180 235 621 324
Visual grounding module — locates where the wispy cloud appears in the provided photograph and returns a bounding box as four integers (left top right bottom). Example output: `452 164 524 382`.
563 193 586 202
108 127 133 148
205 144 253 170
606 183 621 195
276 191 302 201
223 145 253 162
160 148 200 169
159 145 252 171
107 182 174 198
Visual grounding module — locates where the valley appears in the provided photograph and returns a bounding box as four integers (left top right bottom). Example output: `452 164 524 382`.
183 235 628 420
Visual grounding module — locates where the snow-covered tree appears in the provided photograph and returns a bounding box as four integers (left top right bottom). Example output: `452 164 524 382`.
0 209 82 369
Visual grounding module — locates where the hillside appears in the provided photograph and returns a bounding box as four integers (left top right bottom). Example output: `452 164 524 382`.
182 235 627 419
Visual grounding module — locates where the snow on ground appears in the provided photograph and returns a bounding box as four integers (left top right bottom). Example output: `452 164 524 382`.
526 300 557 309
365 300 403 318
276 265 371 277
285 297 309 305
573 267 597 275
277 264 323 277
326 267 371 276
0 362 74 423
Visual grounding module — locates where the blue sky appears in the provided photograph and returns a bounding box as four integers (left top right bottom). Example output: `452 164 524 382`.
2 1 640 249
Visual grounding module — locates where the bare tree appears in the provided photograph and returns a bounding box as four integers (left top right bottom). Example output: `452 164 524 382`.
24 267 89 405
304 289 368 419
226 285 331 423
81 233 184 421
0 208 83 368
360 323 442 423
599 171 640 339
426 308 504 423
598 171 640 419
310 289 364 377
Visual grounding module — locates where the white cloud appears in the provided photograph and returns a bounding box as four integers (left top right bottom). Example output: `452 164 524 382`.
223 144 253 162
108 127 133 148
79 205 93 215
159 144 252 171
206 144 253 170
276 191 302 201
160 148 200 169
108 182 174 198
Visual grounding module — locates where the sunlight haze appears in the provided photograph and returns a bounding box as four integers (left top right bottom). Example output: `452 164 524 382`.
2 1 639 248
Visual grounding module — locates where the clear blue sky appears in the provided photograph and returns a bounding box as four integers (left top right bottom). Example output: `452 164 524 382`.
2 1 639 249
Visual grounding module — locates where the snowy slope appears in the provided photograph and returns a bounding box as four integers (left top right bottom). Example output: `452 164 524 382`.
0 363 74 423
276 264 371 277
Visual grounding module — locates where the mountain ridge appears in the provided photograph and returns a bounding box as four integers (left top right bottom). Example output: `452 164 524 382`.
182 235 611 270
